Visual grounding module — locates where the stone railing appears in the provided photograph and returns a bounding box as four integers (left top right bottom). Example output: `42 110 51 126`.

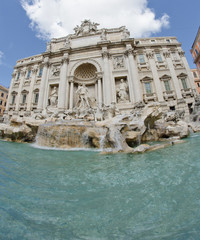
137 62 150 71
181 88 194 98
19 103 27 110
163 90 176 101
143 93 157 103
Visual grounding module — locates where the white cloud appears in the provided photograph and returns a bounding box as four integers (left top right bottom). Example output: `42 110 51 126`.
20 0 169 40
0 51 3 65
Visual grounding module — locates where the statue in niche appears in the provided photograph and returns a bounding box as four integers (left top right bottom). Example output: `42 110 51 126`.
52 66 60 77
49 86 58 107
100 29 107 41
113 56 124 69
117 79 129 103
76 84 91 110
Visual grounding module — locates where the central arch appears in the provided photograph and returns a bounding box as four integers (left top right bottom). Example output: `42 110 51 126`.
74 63 97 81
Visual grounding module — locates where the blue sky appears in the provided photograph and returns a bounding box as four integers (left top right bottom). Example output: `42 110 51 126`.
0 0 199 88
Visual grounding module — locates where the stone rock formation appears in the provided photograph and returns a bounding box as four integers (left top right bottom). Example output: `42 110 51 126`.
0 101 199 153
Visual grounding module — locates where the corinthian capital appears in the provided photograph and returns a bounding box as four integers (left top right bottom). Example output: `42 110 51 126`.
124 49 133 57
146 52 154 59
163 51 170 58
102 50 110 59
62 53 69 64
178 51 185 57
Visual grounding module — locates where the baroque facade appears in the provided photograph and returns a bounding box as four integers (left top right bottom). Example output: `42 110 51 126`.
0 85 8 118
5 20 197 120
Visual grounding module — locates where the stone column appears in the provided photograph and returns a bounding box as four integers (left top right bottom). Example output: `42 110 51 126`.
102 47 112 105
26 66 37 111
37 56 49 111
15 68 26 111
97 73 103 107
6 72 16 111
179 50 197 92
69 78 74 110
163 51 182 100
146 51 164 102
58 53 69 111
125 45 142 103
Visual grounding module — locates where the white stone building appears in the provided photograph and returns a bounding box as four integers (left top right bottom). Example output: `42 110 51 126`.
5 20 197 120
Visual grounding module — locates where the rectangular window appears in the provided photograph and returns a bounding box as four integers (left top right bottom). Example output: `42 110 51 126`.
181 78 188 89
138 54 145 63
0 100 2 105
39 68 43 77
11 95 16 104
155 53 163 62
34 93 39 104
1 93 4 97
145 82 152 94
27 70 31 79
197 82 200 87
16 72 20 80
193 71 197 78
164 80 171 91
22 94 26 104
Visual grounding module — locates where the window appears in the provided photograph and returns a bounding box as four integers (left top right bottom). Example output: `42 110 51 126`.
197 82 200 87
4 102 6 106
34 93 39 104
193 71 197 78
1 93 4 97
164 80 171 91
195 49 199 55
138 54 145 64
155 53 163 62
181 78 188 89
170 106 175 111
38 67 43 77
16 72 20 80
22 94 27 104
166 39 170 43
0 100 2 105
145 82 152 94
27 69 31 79
11 95 16 104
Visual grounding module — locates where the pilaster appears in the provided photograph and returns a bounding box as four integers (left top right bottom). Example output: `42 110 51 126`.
58 53 69 111
102 47 112 105
15 68 26 111
69 77 74 110
146 50 164 102
163 50 182 99
37 57 49 111
178 50 197 93
125 45 142 103
26 67 38 111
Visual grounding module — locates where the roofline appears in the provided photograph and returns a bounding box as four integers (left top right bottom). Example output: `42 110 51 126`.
191 26 200 49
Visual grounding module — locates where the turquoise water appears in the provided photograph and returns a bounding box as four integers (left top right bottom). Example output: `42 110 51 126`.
0 135 200 240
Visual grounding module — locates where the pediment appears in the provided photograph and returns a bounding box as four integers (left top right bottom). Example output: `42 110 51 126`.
160 74 171 80
140 76 153 82
177 73 187 78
